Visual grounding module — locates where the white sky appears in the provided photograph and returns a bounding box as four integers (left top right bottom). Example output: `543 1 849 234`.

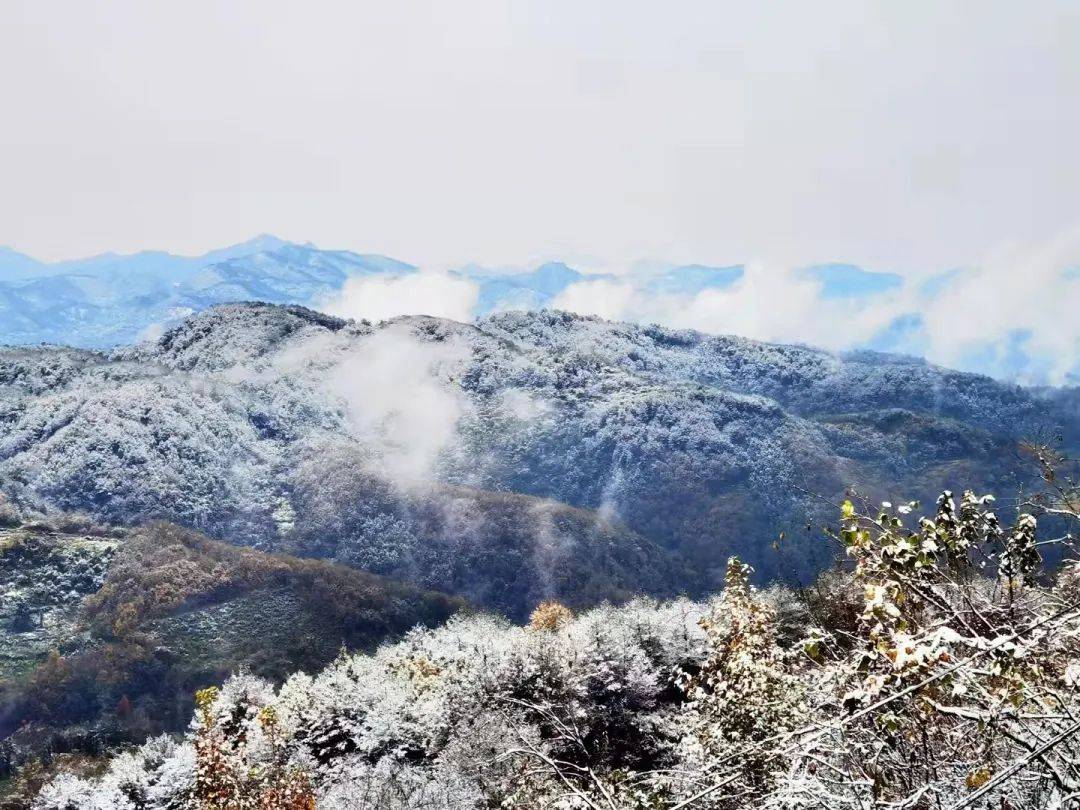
3 1 1078 273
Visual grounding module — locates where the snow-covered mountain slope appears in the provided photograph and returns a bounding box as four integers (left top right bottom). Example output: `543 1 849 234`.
0 305 1072 611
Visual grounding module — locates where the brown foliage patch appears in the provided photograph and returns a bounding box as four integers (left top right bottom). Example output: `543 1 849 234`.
83 522 462 641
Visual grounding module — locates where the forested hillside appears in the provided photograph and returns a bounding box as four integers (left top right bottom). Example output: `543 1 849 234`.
0 508 460 792
1 304 1072 610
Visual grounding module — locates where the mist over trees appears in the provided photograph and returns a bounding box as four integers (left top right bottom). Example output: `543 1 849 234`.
2 304 1071 605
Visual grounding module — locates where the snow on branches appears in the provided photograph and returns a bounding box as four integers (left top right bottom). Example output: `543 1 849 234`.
30 487 1080 809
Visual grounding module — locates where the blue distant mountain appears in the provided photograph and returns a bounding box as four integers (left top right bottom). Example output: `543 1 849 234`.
800 263 903 298
0 246 50 279
643 264 744 295
455 262 598 316
453 262 746 317
182 243 415 309
5 237 617 346
0 238 415 346
11 241 1043 381
0 240 951 363
0 234 292 282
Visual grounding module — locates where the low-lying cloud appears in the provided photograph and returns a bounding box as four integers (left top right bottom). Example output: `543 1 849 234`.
550 229 1080 385
325 324 474 486
322 269 478 324
918 226 1080 385
256 322 476 488
552 263 910 354
314 227 1080 385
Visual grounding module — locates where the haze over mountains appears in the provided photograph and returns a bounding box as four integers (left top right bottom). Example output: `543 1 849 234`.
0 236 770 347
4 236 1037 381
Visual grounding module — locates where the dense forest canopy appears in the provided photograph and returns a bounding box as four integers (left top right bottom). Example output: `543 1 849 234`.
2 304 1073 605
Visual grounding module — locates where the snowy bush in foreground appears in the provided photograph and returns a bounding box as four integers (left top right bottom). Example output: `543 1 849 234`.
31 596 709 809
31 480 1080 808
33 736 193 810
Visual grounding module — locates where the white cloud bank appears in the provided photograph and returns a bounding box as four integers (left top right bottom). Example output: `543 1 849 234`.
575 238 1077 385
552 264 910 353
304 220 1080 384
324 324 474 485
919 226 1080 385
321 270 478 324
313 228 1079 385
545 227 1080 385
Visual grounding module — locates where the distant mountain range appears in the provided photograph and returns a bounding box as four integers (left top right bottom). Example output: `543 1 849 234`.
0 237 763 348
0 236 417 346
4 237 1075 385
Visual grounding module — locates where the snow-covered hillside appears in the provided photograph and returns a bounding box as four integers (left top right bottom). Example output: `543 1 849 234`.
0 304 1070 612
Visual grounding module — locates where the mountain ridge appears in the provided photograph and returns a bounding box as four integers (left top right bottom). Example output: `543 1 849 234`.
1 303 1071 613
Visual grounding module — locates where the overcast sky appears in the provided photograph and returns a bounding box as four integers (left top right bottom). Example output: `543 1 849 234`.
2 0 1078 273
